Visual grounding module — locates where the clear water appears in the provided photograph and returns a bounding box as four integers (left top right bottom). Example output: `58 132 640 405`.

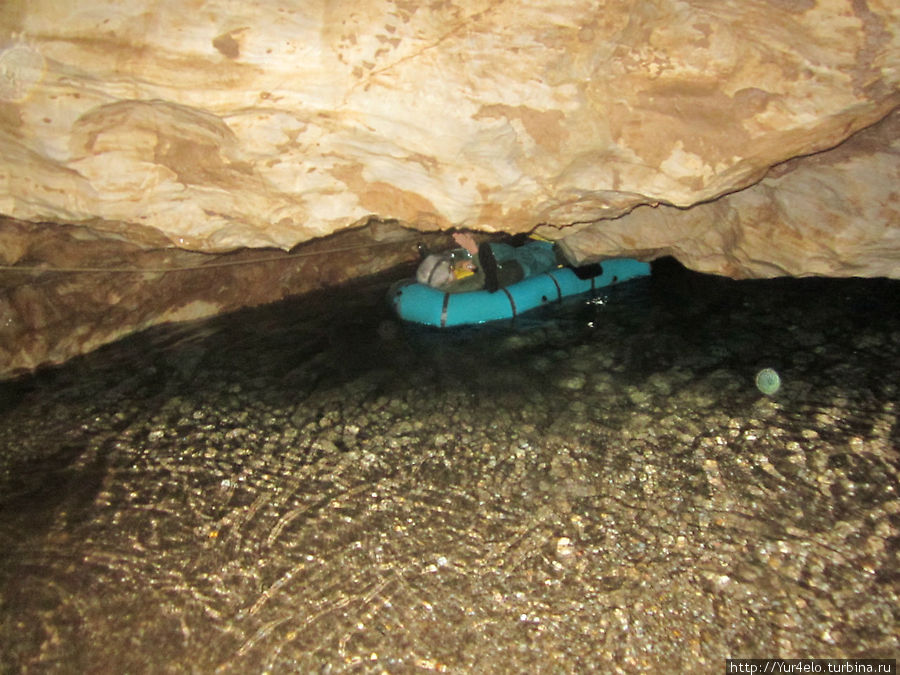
1 259 898 672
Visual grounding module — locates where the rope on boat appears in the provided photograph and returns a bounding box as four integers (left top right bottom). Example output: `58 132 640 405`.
0 236 420 275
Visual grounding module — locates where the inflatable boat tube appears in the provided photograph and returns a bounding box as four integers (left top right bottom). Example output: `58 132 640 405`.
389 258 651 327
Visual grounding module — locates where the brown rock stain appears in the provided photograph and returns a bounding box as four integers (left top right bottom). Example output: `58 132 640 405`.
764 0 815 12
213 28 249 60
155 137 246 187
692 21 713 46
477 198 538 232
0 102 23 130
607 82 777 186
331 162 447 227
71 99 258 191
39 31 263 90
474 105 569 154
849 0 893 98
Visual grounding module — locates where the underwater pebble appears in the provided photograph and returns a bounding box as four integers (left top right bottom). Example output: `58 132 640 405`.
626 387 651 406
556 373 585 390
556 537 575 557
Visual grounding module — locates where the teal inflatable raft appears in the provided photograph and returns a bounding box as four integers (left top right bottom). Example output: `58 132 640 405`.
389 258 651 327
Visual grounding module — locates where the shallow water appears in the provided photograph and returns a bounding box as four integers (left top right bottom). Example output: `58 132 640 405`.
1 260 898 673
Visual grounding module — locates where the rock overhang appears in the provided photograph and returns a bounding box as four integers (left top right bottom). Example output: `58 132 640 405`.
0 0 897 256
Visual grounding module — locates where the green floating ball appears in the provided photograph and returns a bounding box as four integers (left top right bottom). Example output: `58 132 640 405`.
755 368 781 395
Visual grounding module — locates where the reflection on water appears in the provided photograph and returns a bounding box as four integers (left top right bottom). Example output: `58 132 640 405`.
1 259 898 672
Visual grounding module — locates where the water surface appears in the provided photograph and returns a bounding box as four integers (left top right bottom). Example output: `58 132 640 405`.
1 260 898 672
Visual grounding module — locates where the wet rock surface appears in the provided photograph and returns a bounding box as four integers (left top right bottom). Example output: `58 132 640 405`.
0 261 898 672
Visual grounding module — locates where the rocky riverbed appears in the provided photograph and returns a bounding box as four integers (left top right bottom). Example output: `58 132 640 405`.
1 260 898 672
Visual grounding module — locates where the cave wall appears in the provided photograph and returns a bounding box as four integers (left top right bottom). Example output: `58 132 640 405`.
0 218 424 379
554 108 900 278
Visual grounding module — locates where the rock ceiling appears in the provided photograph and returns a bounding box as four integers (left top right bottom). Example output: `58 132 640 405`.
0 0 898 377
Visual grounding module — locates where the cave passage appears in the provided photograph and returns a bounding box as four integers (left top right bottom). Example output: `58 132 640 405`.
0 260 898 671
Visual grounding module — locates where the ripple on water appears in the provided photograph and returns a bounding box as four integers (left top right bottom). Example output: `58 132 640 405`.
0 262 898 671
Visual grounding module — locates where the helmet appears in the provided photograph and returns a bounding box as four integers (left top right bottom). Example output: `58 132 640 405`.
416 253 453 287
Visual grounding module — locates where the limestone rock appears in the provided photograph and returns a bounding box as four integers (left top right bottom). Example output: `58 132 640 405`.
1 0 898 255
0 217 421 379
553 109 900 278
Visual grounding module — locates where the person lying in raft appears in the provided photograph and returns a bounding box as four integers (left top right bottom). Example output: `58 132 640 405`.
416 232 569 293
